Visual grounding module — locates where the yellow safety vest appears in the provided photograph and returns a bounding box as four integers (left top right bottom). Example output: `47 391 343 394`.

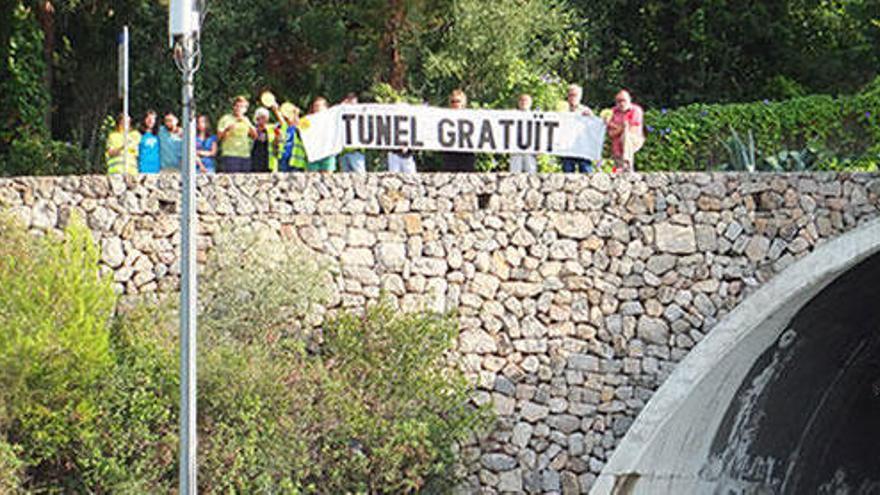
106 130 141 175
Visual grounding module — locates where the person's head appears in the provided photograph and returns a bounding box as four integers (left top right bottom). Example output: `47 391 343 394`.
518 93 533 111
254 107 270 127
342 92 358 105
615 89 633 111
197 115 212 134
280 102 301 125
164 113 179 131
232 95 249 117
142 110 157 133
567 84 583 108
449 89 467 109
310 97 328 114
116 113 131 131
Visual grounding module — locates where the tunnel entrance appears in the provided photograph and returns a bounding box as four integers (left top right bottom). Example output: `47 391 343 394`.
707 253 880 494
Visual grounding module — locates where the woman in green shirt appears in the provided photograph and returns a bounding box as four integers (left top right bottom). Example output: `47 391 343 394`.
217 95 257 173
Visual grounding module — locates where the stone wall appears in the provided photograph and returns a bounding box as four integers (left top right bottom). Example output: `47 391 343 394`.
2 172 879 494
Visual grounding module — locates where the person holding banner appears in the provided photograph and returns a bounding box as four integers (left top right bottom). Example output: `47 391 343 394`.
218 96 257 173
606 89 645 173
509 94 539 174
388 150 417 173
306 97 337 173
561 84 595 174
439 89 477 173
138 111 161 174
105 113 141 175
338 93 367 173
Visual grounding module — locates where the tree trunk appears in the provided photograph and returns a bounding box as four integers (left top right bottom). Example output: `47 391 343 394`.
36 0 55 133
0 0 18 152
384 0 407 91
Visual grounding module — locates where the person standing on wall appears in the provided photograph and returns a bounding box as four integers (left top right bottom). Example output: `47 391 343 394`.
250 107 275 173
217 96 257 173
509 94 539 174
606 89 645 173
196 115 217 174
561 84 595 174
137 110 160 174
106 113 141 175
338 93 367 173
440 89 477 173
388 149 417 173
158 113 183 173
276 103 307 172
306 97 337 173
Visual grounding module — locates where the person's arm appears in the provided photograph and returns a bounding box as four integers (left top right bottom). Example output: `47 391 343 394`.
106 133 123 156
270 105 284 125
607 119 624 138
581 106 595 117
217 117 234 140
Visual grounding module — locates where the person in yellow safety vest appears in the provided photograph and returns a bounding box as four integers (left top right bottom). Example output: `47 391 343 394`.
271 101 305 172
106 113 142 175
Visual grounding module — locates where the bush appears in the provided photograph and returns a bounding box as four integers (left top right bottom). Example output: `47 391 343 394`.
195 228 491 493
315 302 491 494
637 76 880 171
0 438 25 494
0 214 115 491
0 219 490 493
81 302 179 493
1 137 91 177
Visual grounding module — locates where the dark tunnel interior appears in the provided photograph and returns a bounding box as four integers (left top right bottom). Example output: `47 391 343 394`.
707 252 880 494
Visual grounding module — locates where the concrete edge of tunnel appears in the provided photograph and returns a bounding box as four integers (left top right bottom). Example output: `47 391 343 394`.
590 218 880 495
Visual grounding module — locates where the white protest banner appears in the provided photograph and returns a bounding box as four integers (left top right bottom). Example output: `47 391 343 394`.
298 104 606 162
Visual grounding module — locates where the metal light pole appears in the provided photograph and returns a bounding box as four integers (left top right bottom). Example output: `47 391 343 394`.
118 26 129 173
170 1 201 493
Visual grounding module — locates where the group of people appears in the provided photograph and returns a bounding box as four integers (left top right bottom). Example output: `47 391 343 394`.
104 84 644 176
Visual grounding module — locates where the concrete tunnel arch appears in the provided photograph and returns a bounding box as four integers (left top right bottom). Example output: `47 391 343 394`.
591 218 880 495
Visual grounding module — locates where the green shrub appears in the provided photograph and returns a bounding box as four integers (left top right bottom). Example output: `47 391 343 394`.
0 221 489 493
637 76 880 171
0 215 179 493
314 302 491 494
81 302 179 493
195 228 491 493
1 137 91 177
0 214 115 490
0 438 25 494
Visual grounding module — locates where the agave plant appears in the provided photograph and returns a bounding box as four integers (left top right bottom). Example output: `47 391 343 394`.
762 145 827 171
718 128 757 172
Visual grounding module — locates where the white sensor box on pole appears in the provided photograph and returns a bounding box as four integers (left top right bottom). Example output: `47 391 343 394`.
169 0 199 46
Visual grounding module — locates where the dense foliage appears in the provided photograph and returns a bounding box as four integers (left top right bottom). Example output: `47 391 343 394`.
0 0 878 174
637 77 880 171
0 220 490 493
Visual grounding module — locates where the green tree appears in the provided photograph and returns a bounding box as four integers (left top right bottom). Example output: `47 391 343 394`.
421 0 579 105
569 0 880 107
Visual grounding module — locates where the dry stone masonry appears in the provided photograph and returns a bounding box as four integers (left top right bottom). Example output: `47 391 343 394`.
2 172 879 494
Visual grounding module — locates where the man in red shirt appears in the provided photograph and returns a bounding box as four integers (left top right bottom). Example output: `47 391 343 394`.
606 90 645 172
